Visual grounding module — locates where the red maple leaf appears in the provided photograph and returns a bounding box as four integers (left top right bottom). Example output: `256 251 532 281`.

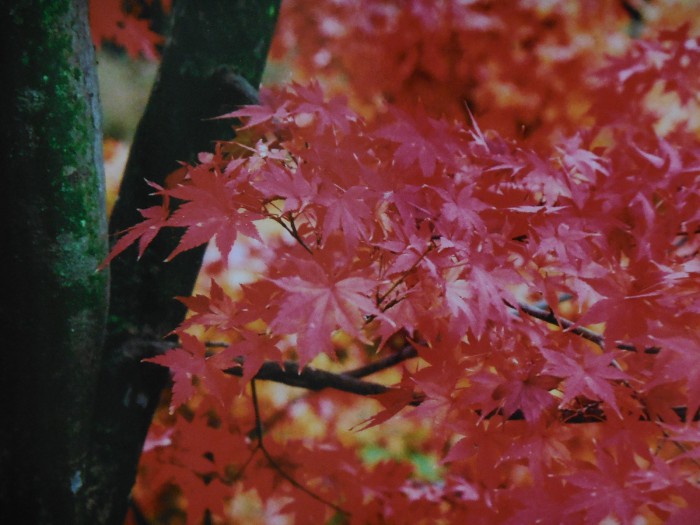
372 106 457 178
176 279 259 333
216 95 290 130
318 184 376 249
289 80 358 135
579 258 674 349
541 346 630 417
89 0 165 60
353 387 417 431
442 261 516 338
269 254 381 364
100 181 169 269
145 334 232 410
165 165 261 261
563 447 651 524
252 161 318 213
648 341 700 422
208 334 282 387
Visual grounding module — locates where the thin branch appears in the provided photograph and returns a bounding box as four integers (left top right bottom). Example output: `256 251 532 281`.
251 380 264 441
210 339 696 422
250 380 350 518
286 212 314 254
270 213 313 254
244 342 422 440
226 360 393 396
343 343 419 378
507 300 661 354
232 446 259 482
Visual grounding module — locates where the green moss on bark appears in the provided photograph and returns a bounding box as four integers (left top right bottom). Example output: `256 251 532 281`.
1 1 107 524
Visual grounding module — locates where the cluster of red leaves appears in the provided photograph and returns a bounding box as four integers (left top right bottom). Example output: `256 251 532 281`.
89 0 170 60
270 0 700 148
117 20 700 523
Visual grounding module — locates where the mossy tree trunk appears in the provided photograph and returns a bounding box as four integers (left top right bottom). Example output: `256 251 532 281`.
2 0 280 524
1 1 108 524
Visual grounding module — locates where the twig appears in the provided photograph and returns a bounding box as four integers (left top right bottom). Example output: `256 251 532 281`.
270 213 313 254
507 300 661 354
250 380 350 518
343 343 419 378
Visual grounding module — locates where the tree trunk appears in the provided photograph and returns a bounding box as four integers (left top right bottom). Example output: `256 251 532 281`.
1 1 108 524
86 1 280 524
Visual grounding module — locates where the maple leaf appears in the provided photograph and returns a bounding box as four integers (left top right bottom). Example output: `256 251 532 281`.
100 181 169 269
145 334 231 410
442 261 516 338
579 258 674 349
144 347 199 409
491 369 560 422
563 447 651 524
215 92 291 129
354 387 417 432
291 80 358 135
372 106 457 178
176 279 243 332
434 185 487 238
209 334 282 388
541 347 630 417
318 184 376 249
89 0 164 60
501 478 573 525
269 255 381 364
661 423 700 462
500 422 573 483
165 166 261 261
120 12 700 523
648 343 700 423
176 470 230 525
377 212 435 278
252 161 318 213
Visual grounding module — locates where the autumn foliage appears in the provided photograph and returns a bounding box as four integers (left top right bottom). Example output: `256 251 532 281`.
89 0 170 60
98 1 700 524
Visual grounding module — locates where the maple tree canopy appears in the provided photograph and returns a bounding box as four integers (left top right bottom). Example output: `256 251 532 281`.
97 1 700 524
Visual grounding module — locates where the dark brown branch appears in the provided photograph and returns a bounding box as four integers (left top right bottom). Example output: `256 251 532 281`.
343 343 419 378
508 300 661 354
226 361 393 397
479 404 699 424
167 337 692 422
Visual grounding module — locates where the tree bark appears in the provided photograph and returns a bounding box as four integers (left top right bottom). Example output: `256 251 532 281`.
86 1 281 524
1 1 108 524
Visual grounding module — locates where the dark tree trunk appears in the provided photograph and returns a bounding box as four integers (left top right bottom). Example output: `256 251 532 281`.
1 0 280 523
1 1 108 524
86 1 280 524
